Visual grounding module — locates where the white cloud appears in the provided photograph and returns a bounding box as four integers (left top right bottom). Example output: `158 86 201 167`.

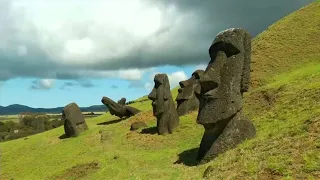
118 69 145 81
0 0 312 81
168 71 188 88
1 0 170 64
17 45 27 56
0 0 202 81
144 82 153 91
31 79 55 90
146 70 188 90
194 64 207 71
76 68 153 81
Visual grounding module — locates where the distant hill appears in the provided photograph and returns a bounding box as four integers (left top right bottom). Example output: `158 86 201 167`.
0 104 107 115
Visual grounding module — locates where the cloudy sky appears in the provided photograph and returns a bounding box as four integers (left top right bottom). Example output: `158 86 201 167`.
0 0 314 108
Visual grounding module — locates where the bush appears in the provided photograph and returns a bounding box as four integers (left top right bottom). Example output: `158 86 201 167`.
0 132 10 142
0 120 20 133
19 112 48 132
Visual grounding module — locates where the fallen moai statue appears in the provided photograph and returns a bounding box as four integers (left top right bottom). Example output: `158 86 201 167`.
148 74 179 135
101 96 141 119
196 28 256 164
62 102 88 137
176 70 204 116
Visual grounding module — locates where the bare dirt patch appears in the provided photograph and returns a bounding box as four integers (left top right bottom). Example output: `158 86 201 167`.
52 162 99 180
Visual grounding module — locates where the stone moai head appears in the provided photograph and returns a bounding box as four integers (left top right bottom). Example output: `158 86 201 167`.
148 73 179 134
62 102 88 137
196 28 251 125
148 74 172 117
176 70 204 116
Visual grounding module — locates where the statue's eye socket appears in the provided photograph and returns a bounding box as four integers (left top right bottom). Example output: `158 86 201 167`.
155 81 161 88
194 73 200 79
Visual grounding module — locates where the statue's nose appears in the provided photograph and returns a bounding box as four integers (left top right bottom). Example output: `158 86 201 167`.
148 89 156 100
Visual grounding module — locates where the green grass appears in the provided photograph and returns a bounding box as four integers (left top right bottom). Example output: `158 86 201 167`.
1 1 320 180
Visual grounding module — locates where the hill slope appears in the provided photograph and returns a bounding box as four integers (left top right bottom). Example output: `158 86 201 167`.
0 1 319 180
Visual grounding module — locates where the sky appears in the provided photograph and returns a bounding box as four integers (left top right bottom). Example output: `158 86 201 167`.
0 0 314 108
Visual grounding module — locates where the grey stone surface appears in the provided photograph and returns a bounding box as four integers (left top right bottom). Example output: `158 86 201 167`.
176 70 204 116
196 28 256 164
101 96 140 119
148 74 179 135
62 102 88 137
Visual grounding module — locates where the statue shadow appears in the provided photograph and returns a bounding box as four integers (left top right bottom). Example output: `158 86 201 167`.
97 118 128 126
174 147 199 167
59 134 69 139
140 126 158 135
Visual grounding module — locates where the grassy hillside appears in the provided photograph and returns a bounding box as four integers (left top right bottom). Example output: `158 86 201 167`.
1 1 320 180
250 1 320 87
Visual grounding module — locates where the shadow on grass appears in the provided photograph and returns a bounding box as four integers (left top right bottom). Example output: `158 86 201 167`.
97 118 125 126
140 126 158 135
59 134 69 139
174 147 199 167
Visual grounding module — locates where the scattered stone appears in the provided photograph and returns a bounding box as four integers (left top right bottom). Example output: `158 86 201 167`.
196 28 256 164
130 121 148 131
101 96 141 119
62 102 88 137
148 74 179 135
176 70 204 116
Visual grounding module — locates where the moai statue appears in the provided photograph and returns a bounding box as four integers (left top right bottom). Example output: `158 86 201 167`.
62 102 88 137
101 96 140 119
176 70 204 116
117 97 126 105
196 28 256 164
148 74 180 135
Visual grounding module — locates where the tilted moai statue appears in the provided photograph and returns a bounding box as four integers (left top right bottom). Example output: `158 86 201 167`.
62 102 88 137
148 74 180 135
196 28 256 164
176 70 204 116
101 96 141 119
117 97 126 105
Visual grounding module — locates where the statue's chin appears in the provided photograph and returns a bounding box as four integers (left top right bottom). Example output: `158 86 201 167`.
154 111 164 117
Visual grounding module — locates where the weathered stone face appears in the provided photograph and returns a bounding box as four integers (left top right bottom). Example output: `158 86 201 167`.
101 96 140 119
196 28 256 164
176 70 204 116
148 74 179 135
62 102 88 137
197 28 252 125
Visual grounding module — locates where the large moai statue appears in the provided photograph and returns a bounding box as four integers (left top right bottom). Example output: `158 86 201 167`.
176 70 204 116
101 96 140 119
148 74 180 135
196 28 256 164
62 102 88 137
